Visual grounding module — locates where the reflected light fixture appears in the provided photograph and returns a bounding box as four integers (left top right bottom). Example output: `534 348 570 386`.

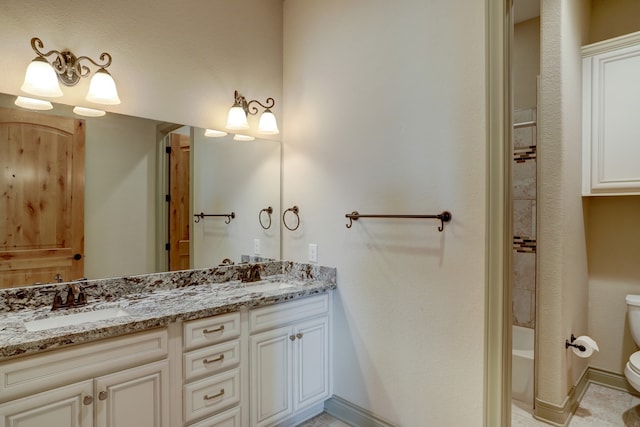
21 37 121 105
225 90 279 134
233 134 255 141
14 96 53 111
73 106 106 117
204 129 228 138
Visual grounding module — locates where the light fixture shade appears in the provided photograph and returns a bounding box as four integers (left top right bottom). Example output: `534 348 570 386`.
258 109 279 134
204 129 228 138
73 106 106 117
86 68 121 105
21 57 63 98
226 105 250 130
14 96 53 110
233 134 255 141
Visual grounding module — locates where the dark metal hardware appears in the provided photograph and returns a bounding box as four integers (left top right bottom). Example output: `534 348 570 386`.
345 210 452 232
296 333 303 339
203 325 225 334
283 206 300 231
232 90 275 117
73 253 82 260
98 391 108 401
194 212 235 224
259 206 273 230
565 334 586 352
242 264 263 283
203 354 225 365
83 396 93 405
51 283 88 311
204 389 225 401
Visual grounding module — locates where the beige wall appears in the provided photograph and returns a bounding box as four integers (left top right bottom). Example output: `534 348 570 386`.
283 0 487 425
585 1 640 376
514 17 540 110
590 0 640 43
0 0 283 138
537 0 590 411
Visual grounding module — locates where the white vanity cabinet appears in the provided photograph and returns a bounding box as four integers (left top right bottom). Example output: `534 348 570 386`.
582 31 640 196
182 311 243 426
0 329 169 427
249 294 331 427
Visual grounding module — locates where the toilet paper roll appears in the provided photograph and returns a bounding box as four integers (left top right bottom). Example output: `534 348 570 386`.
572 336 599 358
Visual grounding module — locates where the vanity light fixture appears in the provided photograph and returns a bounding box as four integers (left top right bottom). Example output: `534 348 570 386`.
204 129 228 138
225 90 279 135
21 37 121 105
14 96 53 111
73 106 106 117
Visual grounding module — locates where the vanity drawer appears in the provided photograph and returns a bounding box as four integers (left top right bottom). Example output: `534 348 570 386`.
183 368 241 423
249 293 329 333
184 339 241 382
188 406 241 427
184 311 241 350
0 328 168 402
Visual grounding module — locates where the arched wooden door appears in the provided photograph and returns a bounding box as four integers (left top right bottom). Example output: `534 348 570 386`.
0 107 85 288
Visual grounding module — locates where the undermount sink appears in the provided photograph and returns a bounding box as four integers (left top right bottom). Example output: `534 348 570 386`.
24 308 131 332
241 282 295 293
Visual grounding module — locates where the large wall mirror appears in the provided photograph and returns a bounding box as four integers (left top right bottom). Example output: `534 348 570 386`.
0 93 281 288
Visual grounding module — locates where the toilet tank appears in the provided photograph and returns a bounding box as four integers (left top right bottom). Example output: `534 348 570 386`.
627 295 640 346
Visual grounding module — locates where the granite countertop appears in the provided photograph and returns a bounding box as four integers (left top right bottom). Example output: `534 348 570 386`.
0 262 336 361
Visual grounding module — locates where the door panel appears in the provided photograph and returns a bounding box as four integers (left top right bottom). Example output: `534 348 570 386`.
169 133 190 271
0 107 85 287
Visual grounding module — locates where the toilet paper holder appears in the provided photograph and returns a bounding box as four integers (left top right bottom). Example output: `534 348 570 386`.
565 334 586 352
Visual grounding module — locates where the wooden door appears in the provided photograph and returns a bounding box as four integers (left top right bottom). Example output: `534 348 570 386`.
169 133 190 271
0 107 85 288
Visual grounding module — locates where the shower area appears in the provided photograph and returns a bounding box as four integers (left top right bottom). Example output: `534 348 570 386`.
511 1 540 411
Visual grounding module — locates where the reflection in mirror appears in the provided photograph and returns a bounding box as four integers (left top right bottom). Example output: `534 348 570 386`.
192 128 281 267
0 93 281 288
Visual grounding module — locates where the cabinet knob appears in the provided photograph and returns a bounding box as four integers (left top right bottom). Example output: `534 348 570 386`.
98 391 108 401
289 335 296 341
296 333 303 339
83 396 93 405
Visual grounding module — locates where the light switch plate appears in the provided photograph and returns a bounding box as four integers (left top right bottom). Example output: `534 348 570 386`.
309 243 318 263
254 239 261 255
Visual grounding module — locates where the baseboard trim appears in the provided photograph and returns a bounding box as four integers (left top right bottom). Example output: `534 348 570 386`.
324 395 396 427
533 367 635 426
533 367 590 426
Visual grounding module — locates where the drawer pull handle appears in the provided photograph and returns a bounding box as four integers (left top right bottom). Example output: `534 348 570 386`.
203 325 225 334
98 391 108 401
83 396 93 405
289 335 296 341
296 333 303 339
203 354 225 365
204 389 225 400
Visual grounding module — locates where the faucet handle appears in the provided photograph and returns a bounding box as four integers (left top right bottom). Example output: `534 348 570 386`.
52 292 64 310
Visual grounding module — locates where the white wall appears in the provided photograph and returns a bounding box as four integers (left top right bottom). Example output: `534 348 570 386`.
283 1 487 425
537 0 590 409
0 0 283 138
192 133 281 267
514 17 541 110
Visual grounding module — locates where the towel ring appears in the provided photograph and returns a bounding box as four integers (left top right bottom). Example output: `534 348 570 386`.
283 205 300 231
259 206 273 230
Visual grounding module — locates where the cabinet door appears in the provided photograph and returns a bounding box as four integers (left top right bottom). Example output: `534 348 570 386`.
584 43 640 194
250 326 293 427
94 360 169 427
293 316 330 411
0 380 93 427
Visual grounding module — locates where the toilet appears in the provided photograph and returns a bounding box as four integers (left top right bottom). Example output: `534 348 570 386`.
625 295 640 391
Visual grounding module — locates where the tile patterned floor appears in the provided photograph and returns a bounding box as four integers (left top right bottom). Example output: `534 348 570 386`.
298 384 640 426
513 383 640 427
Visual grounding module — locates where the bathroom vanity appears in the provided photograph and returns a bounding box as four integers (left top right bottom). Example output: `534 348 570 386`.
0 261 336 427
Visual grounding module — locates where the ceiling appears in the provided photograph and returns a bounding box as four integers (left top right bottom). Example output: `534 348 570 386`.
514 0 541 24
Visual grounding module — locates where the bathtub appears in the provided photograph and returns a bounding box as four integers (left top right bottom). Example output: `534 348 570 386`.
512 325 534 407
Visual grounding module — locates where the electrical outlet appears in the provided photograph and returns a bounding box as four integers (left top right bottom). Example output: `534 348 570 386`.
308 243 318 263
254 239 261 255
